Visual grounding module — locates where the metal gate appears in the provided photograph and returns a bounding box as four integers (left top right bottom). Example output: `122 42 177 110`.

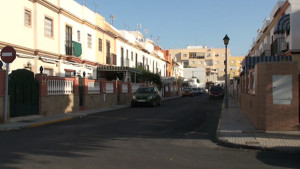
78 75 84 107
9 69 39 117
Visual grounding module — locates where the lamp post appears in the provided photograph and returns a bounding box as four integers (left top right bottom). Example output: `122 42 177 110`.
223 35 230 108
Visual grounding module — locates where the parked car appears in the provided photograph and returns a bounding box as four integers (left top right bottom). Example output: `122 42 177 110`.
192 88 200 96
209 86 224 99
182 88 194 97
199 88 205 94
131 86 161 107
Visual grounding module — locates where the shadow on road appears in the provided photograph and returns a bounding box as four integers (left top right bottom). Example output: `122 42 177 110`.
0 94 299 169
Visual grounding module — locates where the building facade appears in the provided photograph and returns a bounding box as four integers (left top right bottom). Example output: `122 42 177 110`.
248 0 300 66
168 46 230 83
0 0 168 81
228 56 244 79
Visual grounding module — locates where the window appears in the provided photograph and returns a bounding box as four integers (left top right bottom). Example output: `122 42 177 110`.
191 61 195 64
216 68 219 72
131 52 133 61
215 53 219 57
207 53 211 57
98 38 102 51
65 71 72 77
44 68 53 76
44 17 53 37
215 61 219 64
87 34 92 48
24 9 31 27
189 52 196 58
77 30 81 42
198 61 202 64
183 54 187 57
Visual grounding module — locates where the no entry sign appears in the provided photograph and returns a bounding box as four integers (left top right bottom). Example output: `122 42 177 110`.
1 46 16 63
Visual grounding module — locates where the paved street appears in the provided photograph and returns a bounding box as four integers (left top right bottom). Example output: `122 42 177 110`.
0 94 299 169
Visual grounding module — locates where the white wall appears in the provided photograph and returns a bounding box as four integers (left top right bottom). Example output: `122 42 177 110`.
289 0 300 50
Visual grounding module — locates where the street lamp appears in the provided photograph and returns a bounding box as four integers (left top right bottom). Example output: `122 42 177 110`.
223 35 230 108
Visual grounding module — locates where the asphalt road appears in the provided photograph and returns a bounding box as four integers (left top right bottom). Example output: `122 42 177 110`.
0 94 299 169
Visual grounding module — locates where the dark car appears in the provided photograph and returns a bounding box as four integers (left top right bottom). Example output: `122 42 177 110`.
209 86 224 99
182 88 194 97
131 86 161 107
192 88 200 96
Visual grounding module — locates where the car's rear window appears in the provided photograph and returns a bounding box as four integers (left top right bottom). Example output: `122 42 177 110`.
136 87 154 93
210 87 223 91
183 88 192 91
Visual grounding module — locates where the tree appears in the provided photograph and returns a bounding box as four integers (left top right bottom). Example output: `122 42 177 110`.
192 76 200 83
134 67 162 90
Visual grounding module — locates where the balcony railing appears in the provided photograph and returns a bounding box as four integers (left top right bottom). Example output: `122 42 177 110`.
106 53 116 65
65 41 82 57
271 38 288 56
260 50 271 56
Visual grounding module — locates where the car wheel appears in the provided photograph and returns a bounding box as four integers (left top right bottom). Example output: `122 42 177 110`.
151 101 156 107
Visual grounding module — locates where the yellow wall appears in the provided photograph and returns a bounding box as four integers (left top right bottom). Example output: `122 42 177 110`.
95 14 106 64
228 56 244 79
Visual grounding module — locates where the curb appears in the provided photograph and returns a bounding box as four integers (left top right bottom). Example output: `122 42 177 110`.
216 98 300 154
28 116 75 128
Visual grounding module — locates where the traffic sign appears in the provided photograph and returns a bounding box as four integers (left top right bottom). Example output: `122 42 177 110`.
1 46 16 63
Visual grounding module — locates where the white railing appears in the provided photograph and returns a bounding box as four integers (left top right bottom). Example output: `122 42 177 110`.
88 81 100 94
105 83 114 93
165 86 169 92
122 84 128 93
48 79 73 95
132 83 141 93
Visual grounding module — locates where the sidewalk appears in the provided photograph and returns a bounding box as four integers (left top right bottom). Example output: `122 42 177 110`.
0 96 181 132
216 96 300 153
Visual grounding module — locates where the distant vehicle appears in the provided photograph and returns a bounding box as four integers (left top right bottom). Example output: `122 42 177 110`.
199 88 205 94
192 88 200 95
131 86 161 107
209 86 224 100
182 88 194 97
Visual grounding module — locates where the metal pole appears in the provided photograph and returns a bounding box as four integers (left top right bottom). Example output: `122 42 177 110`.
4 63 9 123
224 45 228 108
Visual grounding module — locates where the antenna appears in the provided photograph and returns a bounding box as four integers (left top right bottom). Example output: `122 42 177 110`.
144 29 148 40
110 15 116 26
93 1 98 13
156 36 160 45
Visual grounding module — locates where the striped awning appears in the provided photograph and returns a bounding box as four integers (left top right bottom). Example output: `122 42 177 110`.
274 14 290 34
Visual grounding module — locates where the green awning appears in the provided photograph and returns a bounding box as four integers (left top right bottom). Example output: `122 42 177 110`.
72 41 82 57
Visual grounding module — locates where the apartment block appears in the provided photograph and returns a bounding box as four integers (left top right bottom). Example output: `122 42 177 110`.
168 46 230 83
228 56 244 79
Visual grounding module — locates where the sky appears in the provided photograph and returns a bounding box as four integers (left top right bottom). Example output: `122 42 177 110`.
75 0 280 56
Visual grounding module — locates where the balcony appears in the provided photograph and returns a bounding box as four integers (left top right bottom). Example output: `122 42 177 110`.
106 53 116 65
260 50 271 56
271 38 289 56
65 41 82 57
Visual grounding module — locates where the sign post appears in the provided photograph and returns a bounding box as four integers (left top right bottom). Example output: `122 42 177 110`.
0 46 16 123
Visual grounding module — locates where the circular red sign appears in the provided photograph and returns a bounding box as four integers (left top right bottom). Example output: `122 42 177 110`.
1 46 16 63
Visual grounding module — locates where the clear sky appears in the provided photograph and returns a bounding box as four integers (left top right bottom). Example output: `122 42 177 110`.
75 0 280 56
